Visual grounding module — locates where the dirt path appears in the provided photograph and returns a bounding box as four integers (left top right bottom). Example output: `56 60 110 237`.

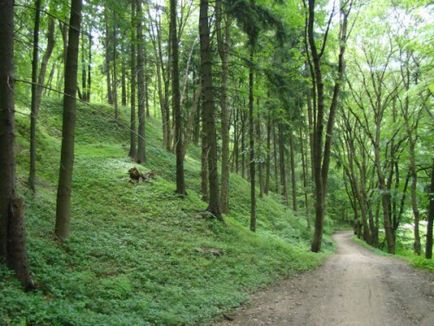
216 232 434 326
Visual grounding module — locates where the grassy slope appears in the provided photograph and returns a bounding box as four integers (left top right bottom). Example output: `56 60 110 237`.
0 99 332 325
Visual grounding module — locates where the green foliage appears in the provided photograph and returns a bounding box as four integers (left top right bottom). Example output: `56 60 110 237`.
0 98 331 325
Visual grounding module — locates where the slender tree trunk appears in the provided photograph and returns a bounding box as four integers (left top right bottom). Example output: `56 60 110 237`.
273 121 279 193
199 0 221 219
29 0 42 192
289 131 297 211
121 50 127 106
104 7 113 105
171 0 186 196
241 108 246 179
81 31 86 100
200 123 208 201
409 140 421 255
300 127 310 227
0 0 33 288
112 20 119 119
55 0 82 240
426 159 434 259
265 111 271 195
136 0 146 163
87 32 91 101
308 0 351 252
248 46 256 231
217 0 230 213
257 115 264 198
129 0 137 159
278 123 288 204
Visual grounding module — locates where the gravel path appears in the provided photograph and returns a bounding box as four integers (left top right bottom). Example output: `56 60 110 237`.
216 231 434 326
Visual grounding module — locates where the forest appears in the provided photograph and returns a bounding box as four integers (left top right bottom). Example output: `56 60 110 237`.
0 0 433 324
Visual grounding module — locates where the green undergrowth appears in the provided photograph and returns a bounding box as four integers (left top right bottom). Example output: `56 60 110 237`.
352 237 434 272
1 98 332 325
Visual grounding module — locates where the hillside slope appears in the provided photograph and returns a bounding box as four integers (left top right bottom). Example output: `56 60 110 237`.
1 98 332 325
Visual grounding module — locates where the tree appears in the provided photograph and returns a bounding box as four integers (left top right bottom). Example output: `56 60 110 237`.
426 159 434 259
199 0 221 219
29 0 42 192
136 0 146 164
225 0 284 231
216 0 230 213
29 4 56 192
171 0 186 196
55 0 83 240
0 0 33 288
306 0 353 252
129 0 137 159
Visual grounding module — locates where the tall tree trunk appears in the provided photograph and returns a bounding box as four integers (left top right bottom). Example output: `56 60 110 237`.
136 0 146 163
426 159 434 259
55 0 82 240
409 140 421 255
278 123 288 204
112 20 119 119
265 111 271 195
241 108 246 179
104 7 113 105
217 0 230 213
199 0 221 219
289 131 297 211
0 0 33 288
248 46 256 231
308 0 351 252
29 0 42 192
121 50 127 106
129 0 137 159
80 31 86 100
86 32 92 101
171 0 186 196
300 127 310 228
273 121 279 193
257 115 264 198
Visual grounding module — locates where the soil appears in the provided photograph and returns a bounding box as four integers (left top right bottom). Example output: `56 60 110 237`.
216 231 434 326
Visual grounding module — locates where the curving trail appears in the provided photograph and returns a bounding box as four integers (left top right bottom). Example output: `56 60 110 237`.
216 232 434 326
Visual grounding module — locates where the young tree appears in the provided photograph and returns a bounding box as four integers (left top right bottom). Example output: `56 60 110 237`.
28 0 42 192
55 0 83 240
29 5 56 193
171 0 186 196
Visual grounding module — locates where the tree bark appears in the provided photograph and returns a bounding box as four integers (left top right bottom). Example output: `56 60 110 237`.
29 0 42 192
171 0 186 196
136 0 146 163
199 0 221 219
308 0 351 252
0 0 33 288
265 111 271 195
278 123 288 204
104 6 113 105
248 46 256 231
426 159 434 259
55 0 82 240
129 0 137 159
217 0 230 213
289 131 297 211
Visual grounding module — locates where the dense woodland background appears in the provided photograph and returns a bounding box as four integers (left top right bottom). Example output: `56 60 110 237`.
0 0 433 324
